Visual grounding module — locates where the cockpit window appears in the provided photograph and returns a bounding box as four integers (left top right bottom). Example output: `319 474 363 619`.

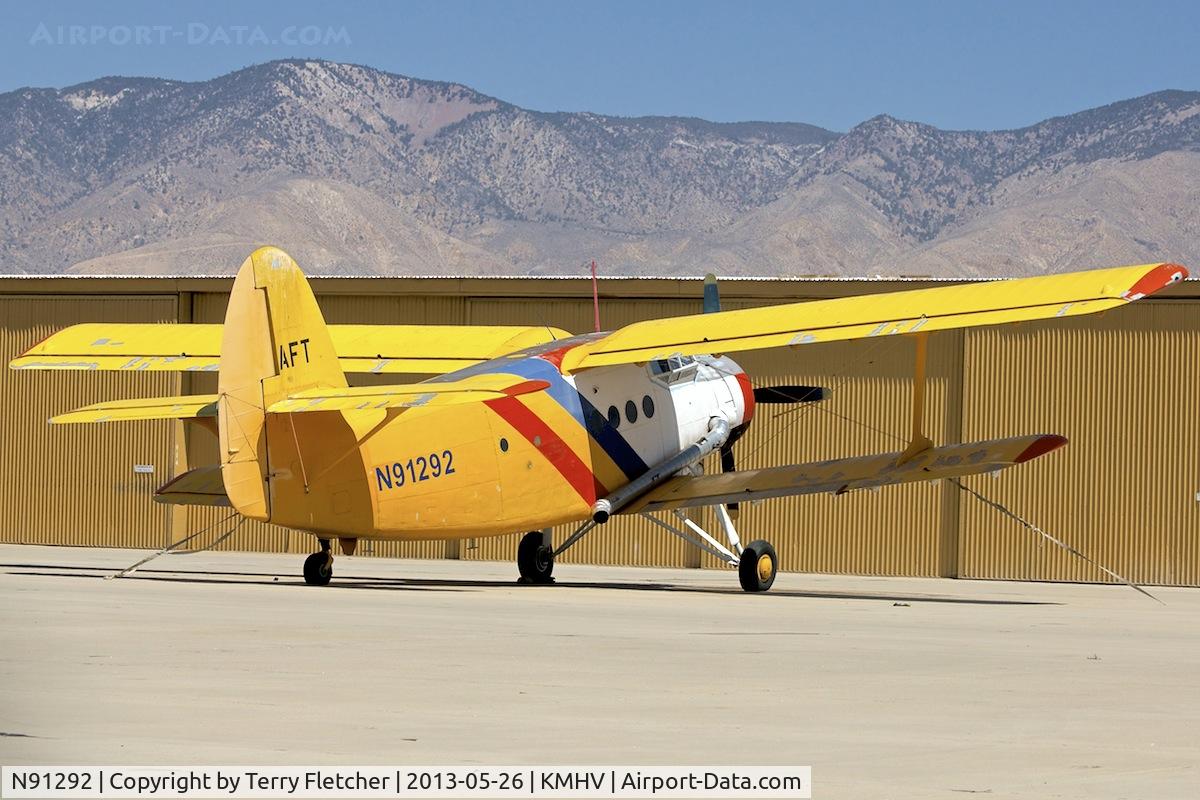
650 355 696 376
648 355 698 384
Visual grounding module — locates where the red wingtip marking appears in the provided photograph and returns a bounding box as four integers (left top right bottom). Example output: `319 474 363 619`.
1122 263 1189 300
503 379 551 396
538 344 582 370
1014 434 1069 464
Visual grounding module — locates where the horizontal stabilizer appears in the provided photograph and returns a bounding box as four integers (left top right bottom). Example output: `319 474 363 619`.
626 434 1068 513
11 323 568 374
154 466 230 507
266 375 550 413
50 394 219 424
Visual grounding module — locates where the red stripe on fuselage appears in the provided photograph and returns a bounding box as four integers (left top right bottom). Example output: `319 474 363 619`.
484 395 605 505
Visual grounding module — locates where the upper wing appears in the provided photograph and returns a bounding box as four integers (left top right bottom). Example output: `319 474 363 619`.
265 375 550 413
328 324 566 373
625 433 1067 513
13 324 224 372
10 323 568 374
561 263 1188 372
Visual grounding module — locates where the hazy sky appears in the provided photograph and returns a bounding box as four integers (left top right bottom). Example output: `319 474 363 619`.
2 0 1197 132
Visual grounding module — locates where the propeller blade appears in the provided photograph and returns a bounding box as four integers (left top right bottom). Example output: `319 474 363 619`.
753 385 827 404
720 442 736 473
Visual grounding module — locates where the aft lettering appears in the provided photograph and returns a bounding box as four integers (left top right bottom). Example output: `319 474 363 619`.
278 337 311 369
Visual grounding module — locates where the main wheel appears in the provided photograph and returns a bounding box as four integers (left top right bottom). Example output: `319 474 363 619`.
517 531 555 584
738 540 777 593
303 551 332 586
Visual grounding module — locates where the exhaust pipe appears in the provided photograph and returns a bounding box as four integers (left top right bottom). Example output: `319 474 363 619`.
591 416 730 524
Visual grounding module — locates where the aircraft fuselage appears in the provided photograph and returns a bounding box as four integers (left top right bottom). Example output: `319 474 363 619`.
262 337 752 539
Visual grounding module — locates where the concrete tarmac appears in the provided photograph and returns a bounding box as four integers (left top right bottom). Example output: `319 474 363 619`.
0 544 1197 799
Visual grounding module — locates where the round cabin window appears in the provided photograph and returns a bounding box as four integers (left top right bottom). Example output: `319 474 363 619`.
607 405 621 428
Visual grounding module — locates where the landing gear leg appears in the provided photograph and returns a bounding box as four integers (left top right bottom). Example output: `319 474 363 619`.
639 507 779 593
517 530 555 584
303 538 333 586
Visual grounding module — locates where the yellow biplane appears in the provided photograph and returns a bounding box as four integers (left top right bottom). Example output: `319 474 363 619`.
10 247 1187 591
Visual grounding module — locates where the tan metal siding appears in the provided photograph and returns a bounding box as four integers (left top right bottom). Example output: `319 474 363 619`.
0 296 177 548
958 304 1200 585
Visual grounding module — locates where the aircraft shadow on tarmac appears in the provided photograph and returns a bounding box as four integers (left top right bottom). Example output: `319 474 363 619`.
1 562 1058 605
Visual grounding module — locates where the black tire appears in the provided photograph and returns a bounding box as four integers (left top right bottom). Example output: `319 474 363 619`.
303 551 332 586
517 531 555 584
738 540 778 593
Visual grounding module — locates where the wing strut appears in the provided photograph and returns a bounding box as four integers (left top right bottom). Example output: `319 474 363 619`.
897 330 933 465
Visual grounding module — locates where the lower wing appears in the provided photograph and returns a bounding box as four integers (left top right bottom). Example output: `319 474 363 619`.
625 434 1067 513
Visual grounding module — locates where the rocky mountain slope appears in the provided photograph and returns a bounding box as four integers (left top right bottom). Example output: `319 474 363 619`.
1 59 1197 277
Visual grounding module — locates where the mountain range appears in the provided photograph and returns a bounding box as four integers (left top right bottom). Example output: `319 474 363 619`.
2 59 1198 277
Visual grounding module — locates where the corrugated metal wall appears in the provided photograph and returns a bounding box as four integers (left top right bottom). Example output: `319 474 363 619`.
1 280 1196 586
0 295 177 548
958 303 1200 585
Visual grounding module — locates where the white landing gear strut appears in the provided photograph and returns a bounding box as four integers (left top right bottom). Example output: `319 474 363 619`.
640 506 777 592
542 505 778 593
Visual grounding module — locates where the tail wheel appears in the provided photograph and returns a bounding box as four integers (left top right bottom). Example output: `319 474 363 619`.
303 551 332 586
517 531 555 584
738 540 777 593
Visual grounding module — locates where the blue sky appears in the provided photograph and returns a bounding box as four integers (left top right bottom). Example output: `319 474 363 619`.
1 0 1197 132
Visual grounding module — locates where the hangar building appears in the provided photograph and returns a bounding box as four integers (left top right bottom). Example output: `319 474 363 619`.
2 273 1196 586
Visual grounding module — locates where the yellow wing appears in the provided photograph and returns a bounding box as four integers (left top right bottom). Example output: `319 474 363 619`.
14 324 224 372
49 376 548 422
625 434 1067 513
50 395 219 424
561 263 1188 371
10 323 568 374
265 375 550 413
329 324 565 374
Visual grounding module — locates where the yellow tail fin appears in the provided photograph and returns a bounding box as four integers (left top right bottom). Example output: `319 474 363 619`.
217 246 347 521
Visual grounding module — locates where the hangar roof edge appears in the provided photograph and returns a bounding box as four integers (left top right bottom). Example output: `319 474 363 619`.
0 273 957 281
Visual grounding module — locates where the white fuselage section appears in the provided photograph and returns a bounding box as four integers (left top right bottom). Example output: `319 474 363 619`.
567 354 752 469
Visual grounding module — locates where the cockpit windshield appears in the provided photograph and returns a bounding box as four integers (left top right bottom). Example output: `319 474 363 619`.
648 355 698 384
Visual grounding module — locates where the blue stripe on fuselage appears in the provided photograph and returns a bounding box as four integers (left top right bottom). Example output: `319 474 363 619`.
577 395 649 478
445 356 649 480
